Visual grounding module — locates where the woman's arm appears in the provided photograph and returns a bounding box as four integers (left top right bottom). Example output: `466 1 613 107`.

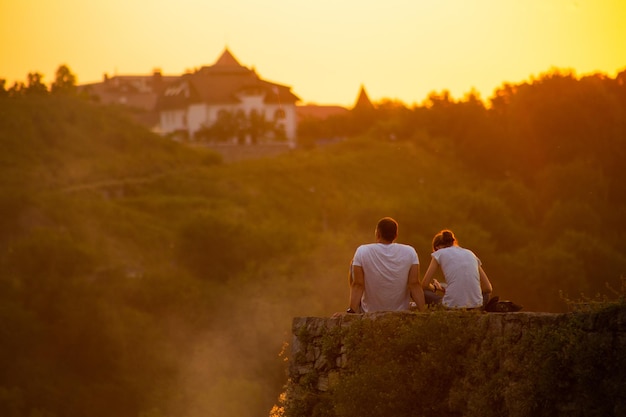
421 257 440 290
479 266 493 293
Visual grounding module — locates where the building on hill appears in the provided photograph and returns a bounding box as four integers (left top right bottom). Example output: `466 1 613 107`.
295 85 377 145
77 48 300 145
296 84 374 123
78 70 178 130
157 48 300 144
77 52 374 147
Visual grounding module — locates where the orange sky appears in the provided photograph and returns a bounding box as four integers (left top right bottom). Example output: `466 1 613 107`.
1 0 625 106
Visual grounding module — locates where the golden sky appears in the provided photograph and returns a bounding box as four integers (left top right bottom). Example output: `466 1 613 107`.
1 0 625 106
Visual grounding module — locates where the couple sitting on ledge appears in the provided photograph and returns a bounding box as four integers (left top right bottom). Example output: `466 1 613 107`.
341 217 515 315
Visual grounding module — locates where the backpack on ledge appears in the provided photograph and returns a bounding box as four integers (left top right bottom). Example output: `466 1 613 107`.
485 296 523 312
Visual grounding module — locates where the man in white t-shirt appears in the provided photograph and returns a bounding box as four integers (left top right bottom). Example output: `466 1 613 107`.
347 217 426 313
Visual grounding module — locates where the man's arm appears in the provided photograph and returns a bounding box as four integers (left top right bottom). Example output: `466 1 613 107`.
349 265 365 313
348 261 354 285
408 263 426 312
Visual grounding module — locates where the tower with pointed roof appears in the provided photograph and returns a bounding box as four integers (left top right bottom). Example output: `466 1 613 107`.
353 84 374 111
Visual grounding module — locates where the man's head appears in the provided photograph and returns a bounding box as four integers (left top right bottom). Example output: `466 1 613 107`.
376 217 398 243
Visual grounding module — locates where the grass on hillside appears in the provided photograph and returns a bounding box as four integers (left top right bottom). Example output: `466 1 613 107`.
1 95 625 417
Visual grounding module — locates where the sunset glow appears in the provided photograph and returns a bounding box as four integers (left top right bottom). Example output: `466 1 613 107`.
2 0 625 106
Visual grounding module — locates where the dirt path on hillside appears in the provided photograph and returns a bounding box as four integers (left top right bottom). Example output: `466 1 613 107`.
60 172 171 194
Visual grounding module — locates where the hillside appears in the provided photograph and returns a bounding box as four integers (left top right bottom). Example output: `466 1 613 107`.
0 87 625 417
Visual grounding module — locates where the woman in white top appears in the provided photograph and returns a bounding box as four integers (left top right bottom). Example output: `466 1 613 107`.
421 230 493 309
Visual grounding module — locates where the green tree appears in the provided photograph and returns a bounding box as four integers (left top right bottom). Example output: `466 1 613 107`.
249 109 273 144
7 81 25 97
195 109 239 142
50 64 77 95
25 72 48 95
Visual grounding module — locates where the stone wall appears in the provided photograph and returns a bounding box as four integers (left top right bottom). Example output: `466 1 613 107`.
279 307 626 417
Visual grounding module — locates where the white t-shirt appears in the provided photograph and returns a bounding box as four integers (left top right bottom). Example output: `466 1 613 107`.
352 243 419 312
432 245 483 309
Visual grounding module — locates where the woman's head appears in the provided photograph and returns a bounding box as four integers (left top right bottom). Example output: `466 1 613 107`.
432 229 456 251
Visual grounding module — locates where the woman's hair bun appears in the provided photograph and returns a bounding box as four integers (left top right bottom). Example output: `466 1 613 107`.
441 230 455 244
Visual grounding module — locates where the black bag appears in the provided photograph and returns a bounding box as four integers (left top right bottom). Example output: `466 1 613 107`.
485 296 523 312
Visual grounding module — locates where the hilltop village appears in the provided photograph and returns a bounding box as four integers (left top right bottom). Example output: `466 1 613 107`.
78 48 372 146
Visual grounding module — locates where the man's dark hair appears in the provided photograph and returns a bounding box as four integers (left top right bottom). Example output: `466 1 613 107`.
377 217 398 242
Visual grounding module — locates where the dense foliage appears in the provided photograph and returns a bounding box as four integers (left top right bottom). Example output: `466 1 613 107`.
281 305 626 417
0 66 625 417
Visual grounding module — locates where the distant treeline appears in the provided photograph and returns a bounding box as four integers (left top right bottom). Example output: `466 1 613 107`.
300 68 626 202
0 67 625 417
1 65 78 97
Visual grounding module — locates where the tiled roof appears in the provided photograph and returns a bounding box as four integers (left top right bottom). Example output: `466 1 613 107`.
78 73 179 110
158 49 299 110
